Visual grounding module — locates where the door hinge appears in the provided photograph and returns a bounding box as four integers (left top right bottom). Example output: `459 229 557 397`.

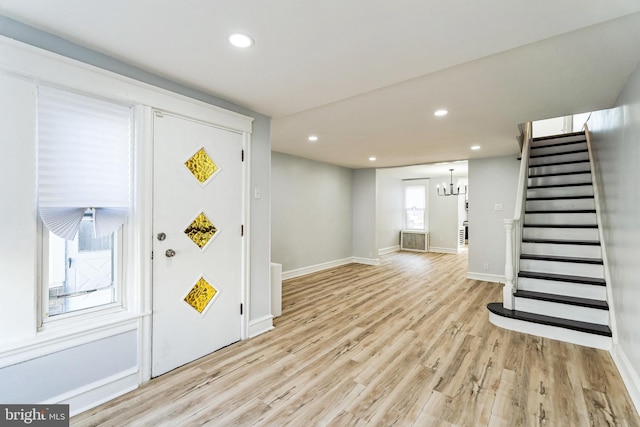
240 303 243 315
241 225 244 236
151 251 154 260
241 149 245 162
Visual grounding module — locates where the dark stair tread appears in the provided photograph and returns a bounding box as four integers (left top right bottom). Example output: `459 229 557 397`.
522 238 600 246
525 209 595 214
529 149 588 159
523 224 597 228
526 195 593 201
527 183 592 189
487 302 611 337
520 253 603 265
532 131 585 141
514 290 608 310
529 159 590 167
518 271 606 286
529 171 592 178
530 139 587 150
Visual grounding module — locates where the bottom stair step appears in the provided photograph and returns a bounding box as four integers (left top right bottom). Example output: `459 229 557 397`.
487 302 612 350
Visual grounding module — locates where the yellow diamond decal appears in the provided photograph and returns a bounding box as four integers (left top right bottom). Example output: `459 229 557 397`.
185 147 218 184
184 212 217 249
184 277 217 313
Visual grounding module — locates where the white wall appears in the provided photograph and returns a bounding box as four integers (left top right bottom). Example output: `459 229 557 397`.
376 173 403 252
271 152 353 273
352 169 378 262
467 156 520 280
428 179 461 253
588 61 640 409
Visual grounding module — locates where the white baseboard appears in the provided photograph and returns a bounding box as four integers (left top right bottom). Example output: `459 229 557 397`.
43 368 139 417
248 315 274 338
611 344 640 415
282 257 353 280
428 247 457 254
378 246 400 256
352 257 380 266
467 272 505 283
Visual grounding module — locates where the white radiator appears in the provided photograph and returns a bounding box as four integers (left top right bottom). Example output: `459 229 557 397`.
458 227 465 246
400 231 428 252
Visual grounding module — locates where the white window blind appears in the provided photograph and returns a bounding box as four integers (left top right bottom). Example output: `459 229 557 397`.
38 87 132 240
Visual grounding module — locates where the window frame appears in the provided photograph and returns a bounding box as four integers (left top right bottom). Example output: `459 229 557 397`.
39 222 126 328
35 87 134 331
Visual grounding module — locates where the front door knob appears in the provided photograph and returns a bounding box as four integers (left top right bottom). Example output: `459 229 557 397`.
165 249 176 258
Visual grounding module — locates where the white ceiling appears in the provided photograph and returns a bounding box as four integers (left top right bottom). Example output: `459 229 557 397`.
2 1 640 169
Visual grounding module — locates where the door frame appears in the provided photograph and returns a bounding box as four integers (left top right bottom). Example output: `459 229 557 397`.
137 104 252 383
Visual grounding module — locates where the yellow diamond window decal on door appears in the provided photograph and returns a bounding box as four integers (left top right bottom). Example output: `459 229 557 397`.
184 212 218 249
185 147 219 185
184 277 218 314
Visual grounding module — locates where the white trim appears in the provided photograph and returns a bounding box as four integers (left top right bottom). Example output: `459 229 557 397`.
0 315 143 368
0 36 253 133
611 344 640 415
282 258 353 280
428 247 458 254
248 315 274 338
352 257 381 266
378 245 400 256
489 311 612 350
43 368 139 417
467 272 505 283
135 105 154 385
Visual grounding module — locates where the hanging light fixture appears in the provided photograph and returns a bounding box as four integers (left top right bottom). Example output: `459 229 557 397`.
437 169 467 196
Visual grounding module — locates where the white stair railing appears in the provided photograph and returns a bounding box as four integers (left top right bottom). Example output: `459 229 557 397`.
503 122 532 309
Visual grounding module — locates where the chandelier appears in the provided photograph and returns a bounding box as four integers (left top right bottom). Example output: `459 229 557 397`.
437 169 467 196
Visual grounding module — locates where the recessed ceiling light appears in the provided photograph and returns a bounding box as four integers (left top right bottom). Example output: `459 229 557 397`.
471 145 481 150
228 33 254 48
308 135 318 142
434 109 448 117
369 156 377 162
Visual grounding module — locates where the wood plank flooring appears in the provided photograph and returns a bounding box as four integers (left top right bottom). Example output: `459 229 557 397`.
72 250 640 426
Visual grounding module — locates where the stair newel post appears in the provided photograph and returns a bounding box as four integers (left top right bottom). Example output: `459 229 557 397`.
503 219 515 309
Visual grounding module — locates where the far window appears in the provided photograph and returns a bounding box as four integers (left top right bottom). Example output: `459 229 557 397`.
404 183 427 230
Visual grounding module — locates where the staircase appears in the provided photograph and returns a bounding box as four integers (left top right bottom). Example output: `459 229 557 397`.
488 131 612 349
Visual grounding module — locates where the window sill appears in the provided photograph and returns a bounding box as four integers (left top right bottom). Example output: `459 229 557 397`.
0 309 150 369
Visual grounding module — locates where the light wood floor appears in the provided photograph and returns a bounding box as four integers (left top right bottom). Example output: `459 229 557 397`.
73 250 639 426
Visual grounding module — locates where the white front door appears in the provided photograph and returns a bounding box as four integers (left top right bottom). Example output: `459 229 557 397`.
152 111 244 377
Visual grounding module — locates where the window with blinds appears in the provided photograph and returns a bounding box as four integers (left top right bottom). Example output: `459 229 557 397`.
38 87 132 318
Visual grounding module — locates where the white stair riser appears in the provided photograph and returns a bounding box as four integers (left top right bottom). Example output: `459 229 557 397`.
529 151 589 166
521 242 602 259
528 173 592 187
514 298 609 325
531 135 586 148
523 227 599 241
530 142 587 156
489 312 611 350
524 213 597 225
530 162 591 176
526 198 595 211
527 186 593 198
519 259 603 278
517 276 607 300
